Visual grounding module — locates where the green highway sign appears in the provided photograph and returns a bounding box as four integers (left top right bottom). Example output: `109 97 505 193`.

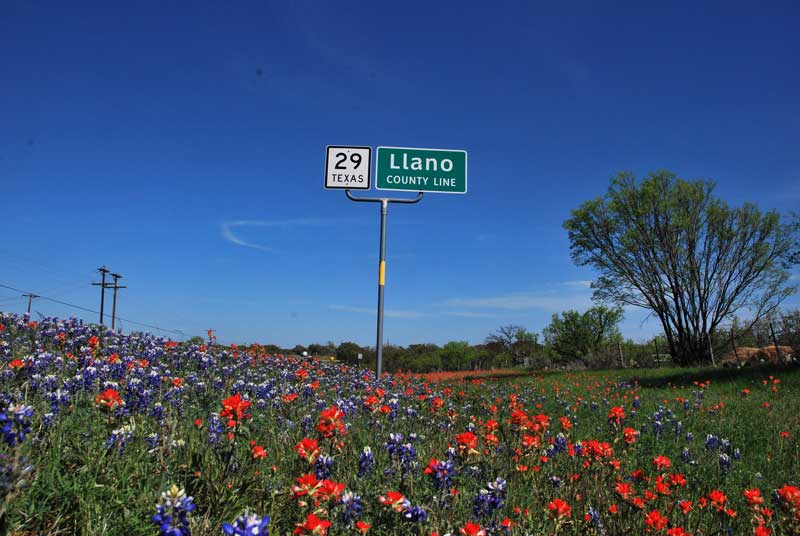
376 146 467 194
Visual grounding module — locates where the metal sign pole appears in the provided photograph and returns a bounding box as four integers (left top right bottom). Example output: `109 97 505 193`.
376 199 387 378
345 189 423 377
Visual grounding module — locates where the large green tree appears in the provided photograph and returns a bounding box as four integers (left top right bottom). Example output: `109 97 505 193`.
543 306 623 364
484 325 539 365
565 171 796 365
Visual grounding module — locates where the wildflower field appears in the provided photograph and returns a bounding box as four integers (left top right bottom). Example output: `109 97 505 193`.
1 313 799 536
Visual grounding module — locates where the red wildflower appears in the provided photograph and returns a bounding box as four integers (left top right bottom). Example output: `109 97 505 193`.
678 500 693 514
459 522 487 536
8 359 24 370
608 406 625 424
95 388 123 409
560 416 573 430
316 480 345 502
616 482 635 500
355 521 370 534
456 431 480 456
252 445 267 459
652 455 671 471
547 498 571 518
219 393 251 425
378 491 408 512
623 427 639 444
293 513 331 535
654 476 671 495
644 510 668 531
294 437 321 464
744 488 764 507
754 525 771 536
777 484 800 508
291 474 321 499
708 489 728 510
666 528 688 536
316 406 345 438
669 473 687 487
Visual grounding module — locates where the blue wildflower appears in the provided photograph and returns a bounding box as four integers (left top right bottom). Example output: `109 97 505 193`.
357 446 374 477
152 484 197 536
222 510 269 535
0 403 34 447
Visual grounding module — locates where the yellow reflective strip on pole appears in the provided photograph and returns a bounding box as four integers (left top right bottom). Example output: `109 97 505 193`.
379 260 386 286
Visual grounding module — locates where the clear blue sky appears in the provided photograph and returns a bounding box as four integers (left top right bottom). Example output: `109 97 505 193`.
2 1 798 346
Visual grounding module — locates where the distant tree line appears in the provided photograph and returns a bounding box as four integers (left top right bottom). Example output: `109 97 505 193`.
195 306 800 373
192 173 800 370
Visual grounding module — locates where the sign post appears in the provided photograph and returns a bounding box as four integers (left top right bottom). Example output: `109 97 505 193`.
325 145 467 378
344 189 423 378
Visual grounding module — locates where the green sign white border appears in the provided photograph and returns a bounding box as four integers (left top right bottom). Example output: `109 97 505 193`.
375 146 468 195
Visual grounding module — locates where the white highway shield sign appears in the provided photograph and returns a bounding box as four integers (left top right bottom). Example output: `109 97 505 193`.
325 146 372 190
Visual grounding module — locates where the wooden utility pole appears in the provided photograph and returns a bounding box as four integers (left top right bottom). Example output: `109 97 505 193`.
108 273 126 330
22 293 39 314
91 266 110 325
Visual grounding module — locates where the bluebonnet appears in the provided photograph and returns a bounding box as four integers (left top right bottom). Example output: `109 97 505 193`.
403 505 428 522
105 425 133 455
357 446 374 477
314 454 334 479
426 458 456 490
152 484 196 536
719 453 731 473
0 453 33 501
474 477 506 518
339 491 363 524
586 506 602 528
301 414 313 435
0 403 34 447
43 412 55 428
222 510 270 535
208 414 224 445
146 433 160 449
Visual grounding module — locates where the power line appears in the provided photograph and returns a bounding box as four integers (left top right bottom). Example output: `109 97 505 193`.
0 282 185 337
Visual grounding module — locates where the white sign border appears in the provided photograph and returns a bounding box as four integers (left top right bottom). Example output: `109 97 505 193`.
324 145 372 190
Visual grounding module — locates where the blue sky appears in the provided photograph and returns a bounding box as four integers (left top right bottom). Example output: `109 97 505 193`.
1 1 798 346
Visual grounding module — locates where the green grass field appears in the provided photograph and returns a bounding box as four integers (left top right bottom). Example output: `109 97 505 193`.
2 315 799 535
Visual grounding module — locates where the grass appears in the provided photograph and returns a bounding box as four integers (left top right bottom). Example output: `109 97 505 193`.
2 315 799 535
